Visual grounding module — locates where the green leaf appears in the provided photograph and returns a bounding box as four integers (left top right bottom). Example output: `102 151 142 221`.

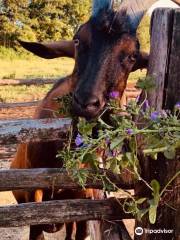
149 179 160 213
150 152 158 160
125 201 138 214
151 180 160 195
137 208 149 221
120 154 130 168
151 179 160 204
125 152 134 163
98 118 113 129
175 140 180 149
149 205 157 224
136 198 147 205
78 118 96 136
164 147 176 160
82 153 98 169
109 158 120 174
136 76 155 91
110 137 124 150
82 153 94 164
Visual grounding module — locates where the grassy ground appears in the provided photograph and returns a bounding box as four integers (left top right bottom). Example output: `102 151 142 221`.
0 50 146 103
0 55 74 102
129 69 146 83
0 57 74 79
0 85 52 103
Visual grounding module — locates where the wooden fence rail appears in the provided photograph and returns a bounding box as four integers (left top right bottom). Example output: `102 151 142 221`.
0 198 133 227
0 78 57 86
0 168 134 191
0 101 40 109
0 118 71 145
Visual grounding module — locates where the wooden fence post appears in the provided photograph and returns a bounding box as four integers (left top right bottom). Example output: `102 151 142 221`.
89 190 133 240
135 8 180 240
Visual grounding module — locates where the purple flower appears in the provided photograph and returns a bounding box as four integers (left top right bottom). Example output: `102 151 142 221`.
75 134 83 147
144 100 150 110
160 110 168 118
126 128 134 135
106 150 119 158
136 95 140 103
106 138 110 145
109 91 119 99
150 111 160 121
175 102 180 110
105 149 113 157
113 150 118 157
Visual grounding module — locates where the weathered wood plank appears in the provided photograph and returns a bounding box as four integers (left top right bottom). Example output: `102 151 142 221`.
0 168 134 191
135 8 180 240
0 78 57 86
150 9 180 240
0 198 133 227
164 9 180 109
146 8 174 111
0 101 40 109
166 12 180 239
0 118 71 145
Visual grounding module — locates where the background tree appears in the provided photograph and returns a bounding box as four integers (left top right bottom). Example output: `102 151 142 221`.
0 0 149 51
0 0 91 48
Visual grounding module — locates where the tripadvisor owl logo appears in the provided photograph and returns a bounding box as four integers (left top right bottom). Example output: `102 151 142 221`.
135 227 174 235
135 227 144 236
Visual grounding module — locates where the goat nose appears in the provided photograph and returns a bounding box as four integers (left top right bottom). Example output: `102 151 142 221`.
85 97 100 108
73 93 100 110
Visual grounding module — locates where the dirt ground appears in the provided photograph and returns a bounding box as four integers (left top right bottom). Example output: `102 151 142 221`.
0 106 36 120
0 105 135 240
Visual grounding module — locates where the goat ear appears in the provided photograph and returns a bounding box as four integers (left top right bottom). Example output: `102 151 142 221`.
131 52 149 71
18 40 75 59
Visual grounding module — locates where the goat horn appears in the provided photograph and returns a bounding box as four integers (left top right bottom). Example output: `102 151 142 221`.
92 0 114 16
119 0 157 32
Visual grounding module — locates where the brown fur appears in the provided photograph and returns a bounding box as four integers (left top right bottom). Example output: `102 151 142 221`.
11 9 149 239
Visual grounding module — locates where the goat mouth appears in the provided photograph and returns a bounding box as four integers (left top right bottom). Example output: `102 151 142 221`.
71 102 106 121
72 109 102 121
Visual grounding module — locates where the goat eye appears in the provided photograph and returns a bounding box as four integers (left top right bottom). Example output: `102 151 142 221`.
119 52 126 63
74 39 80 46
128 53 138 62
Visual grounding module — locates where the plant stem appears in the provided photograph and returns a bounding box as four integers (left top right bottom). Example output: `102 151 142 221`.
160 171 180 197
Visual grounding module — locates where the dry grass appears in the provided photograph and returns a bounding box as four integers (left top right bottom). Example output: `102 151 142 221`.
0 56 146 103
128 69 146 83
0 57 74 79
0 57 74 102
0 85 52 103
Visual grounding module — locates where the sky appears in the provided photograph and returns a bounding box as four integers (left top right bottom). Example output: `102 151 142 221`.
147 0 179 15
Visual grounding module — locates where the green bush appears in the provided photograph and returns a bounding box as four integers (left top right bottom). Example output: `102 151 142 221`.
0 46 35 60
137 15 151 52
0 0 91 48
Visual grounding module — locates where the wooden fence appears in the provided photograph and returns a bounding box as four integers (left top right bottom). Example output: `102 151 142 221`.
0 8 179 240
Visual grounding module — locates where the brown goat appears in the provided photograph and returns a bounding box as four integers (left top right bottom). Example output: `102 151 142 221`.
11 0 158 239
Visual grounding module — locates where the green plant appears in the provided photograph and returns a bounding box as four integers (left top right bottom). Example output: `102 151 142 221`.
57 77 180 224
